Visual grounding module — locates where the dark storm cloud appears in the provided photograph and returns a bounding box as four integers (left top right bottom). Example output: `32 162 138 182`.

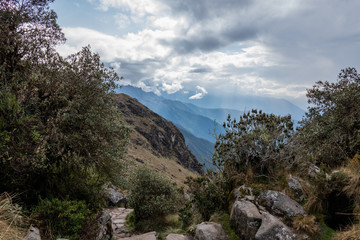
161 0 252 21
155 0 260 54
116 58 163 83
165 36 224 54
189 66 213 73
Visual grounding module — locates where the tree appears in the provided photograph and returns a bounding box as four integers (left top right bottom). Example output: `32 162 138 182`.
0 0 64 86
0 0 130 204
213 109 294 185
297 67 360 167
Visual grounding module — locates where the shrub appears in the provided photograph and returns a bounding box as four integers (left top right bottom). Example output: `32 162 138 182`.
33 197 93 239
185 171 229 221
128 167 180 223
213 109 294 185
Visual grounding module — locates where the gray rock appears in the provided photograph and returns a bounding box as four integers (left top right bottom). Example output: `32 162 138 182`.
258 190 304 217
96 209 112 240
255 212 298 240
121 231 157 240
233 185 254 201
25 225 41 240
230 200 262 240
104 183 127 206
166 233 194 240
288 177 304 201
195 222 227 240
307 162 320 178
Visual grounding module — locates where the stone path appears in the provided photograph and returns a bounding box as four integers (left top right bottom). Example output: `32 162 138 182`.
109 208 157 240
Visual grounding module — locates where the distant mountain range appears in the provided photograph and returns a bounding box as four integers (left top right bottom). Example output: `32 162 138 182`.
117 85 306 168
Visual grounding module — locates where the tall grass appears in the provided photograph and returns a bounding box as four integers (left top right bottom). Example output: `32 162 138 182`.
0 192 26 240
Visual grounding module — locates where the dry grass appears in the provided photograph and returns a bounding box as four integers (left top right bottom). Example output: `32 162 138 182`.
342 154 360 218
126 130 199 189
335 223 360 240
0 192 26 240
292 215 320 236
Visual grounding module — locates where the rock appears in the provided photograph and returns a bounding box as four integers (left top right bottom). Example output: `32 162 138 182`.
121 231 157 240
166 233 194 240
233 185 254 201
96 209 112 240
109 208 134 238
307 162 320 178
230 200 262 240
288 177 304 201
258 190 304 217
25 225 41 240
255 212 298 240
195 222 227 240
104 183 127 207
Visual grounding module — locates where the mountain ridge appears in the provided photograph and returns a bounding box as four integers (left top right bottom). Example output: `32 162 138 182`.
116 93 203 184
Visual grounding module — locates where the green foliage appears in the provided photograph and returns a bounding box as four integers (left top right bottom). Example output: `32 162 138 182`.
33 197 93 239
125 211 136 232
298 67 360 167
213 109 294 185
319 219 335 240
0 0 130 205
209 213 241 240
179 201 193 229
128 167 180 224
185 171 229 221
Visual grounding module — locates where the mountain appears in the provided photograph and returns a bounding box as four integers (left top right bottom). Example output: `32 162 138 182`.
176 125 215 170
118 86 232 143
116 94 203 185
162 88 306 122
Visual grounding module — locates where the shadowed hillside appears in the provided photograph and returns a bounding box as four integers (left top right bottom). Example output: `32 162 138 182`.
116 94 203 185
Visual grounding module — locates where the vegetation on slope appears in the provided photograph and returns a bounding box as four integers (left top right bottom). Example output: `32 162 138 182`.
1 0 360 239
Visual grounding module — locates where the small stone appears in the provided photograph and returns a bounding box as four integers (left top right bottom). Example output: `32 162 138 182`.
25 225 41 240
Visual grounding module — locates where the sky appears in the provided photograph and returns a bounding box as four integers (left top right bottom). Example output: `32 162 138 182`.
51 0 360 109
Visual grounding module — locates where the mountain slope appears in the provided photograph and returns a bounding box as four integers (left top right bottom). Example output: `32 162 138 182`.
116 94 203 184
118 86 226 143
176 125 215 169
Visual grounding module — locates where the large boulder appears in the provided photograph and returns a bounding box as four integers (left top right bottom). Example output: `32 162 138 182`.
25 225 41 240
166 233 194 240
195 222 227 240
230 200 262 239
258 190 304 217
255 212 298 240
104 183 127 207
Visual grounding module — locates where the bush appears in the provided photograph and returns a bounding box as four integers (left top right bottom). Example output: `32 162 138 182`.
33 197 93 239
128 167 180 223
213 110 294 185
185 171 229 221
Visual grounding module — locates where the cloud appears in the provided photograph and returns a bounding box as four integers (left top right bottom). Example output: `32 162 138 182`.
58 0 360 109
189 86 208 100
